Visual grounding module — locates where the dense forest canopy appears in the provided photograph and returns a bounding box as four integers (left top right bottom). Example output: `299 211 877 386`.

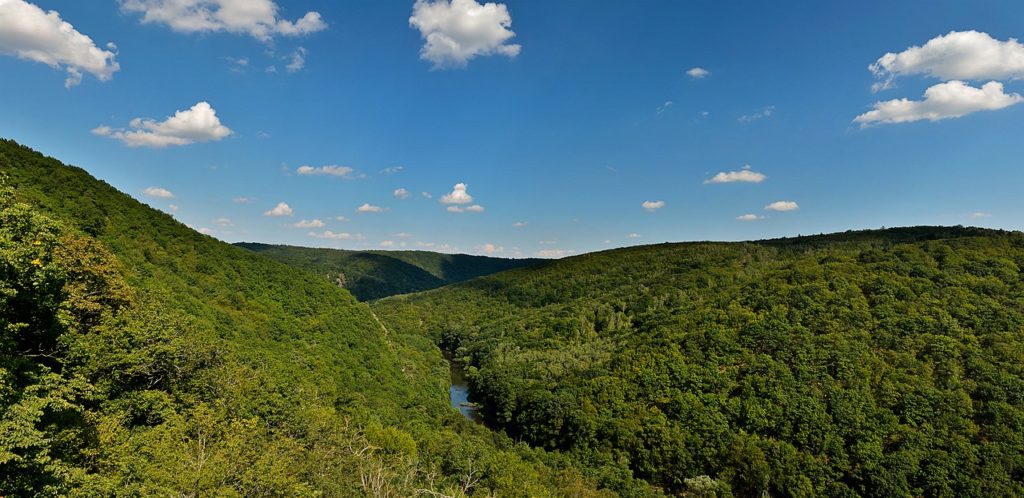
0 139 623 496
375 227 1024 497
236 242 541 301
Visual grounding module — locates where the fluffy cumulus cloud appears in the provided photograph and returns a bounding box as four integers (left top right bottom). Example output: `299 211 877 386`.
736 214 763 221
357 203 384 213
480 243 503 254
291 219 324 228
296 165 355 177
0 0 120 87
765 200 799 212
263 202 293 217
119 0 326 41
409 0 520 68
859 31 1024 124
93 101 232 148
686 67 710 79
870 30 1024 88
142 186 175 198
854 80 1022 126
440 182 474 204
393 188 410 199
439 182 485 212
641 200 665 212
704 166 767 184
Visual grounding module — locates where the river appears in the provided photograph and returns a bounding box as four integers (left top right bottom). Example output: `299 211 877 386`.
446 354 482 422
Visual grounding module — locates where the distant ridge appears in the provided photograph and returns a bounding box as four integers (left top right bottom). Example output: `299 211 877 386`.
236 242 543 300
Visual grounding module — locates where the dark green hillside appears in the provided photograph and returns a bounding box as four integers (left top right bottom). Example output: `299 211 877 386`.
0 139 617 497
236 242 542 300
375 227 1024 497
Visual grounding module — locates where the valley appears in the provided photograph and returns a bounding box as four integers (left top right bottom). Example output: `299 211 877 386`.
3 138 1024 497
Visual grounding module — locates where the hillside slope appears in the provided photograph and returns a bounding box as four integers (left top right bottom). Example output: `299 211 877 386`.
0 139 618 497
375 227 1024 497
236 242 542 300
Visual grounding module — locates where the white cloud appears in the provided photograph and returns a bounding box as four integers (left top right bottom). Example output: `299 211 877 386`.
93 101 232 148
225 55 248 72
380 240 395 247
854 80 1022 126
656 101 673 114
0 0 120 88
627 233 640 239
480 243 503 254
704 166 767 184
198 227 215 235
409 0 520 68
512 221 527 228
212 217 233 227
357 203 384 213
263 202 293 216
970 211 993 219
168 204 179 212
421 191 433 199
535 249 574 259
143 186 175 198
447 204 484 213
296 165 356 178
285 46 305 73
292 219 324 228
738 106 775 123
440 182 473 204
736 214 764 221
416 241 458 253
335 215 349 222
870 31 1024 88
765 201 799 212
393 188 410 199
394 232 413 239
641 200 665 212
309 230 363 240
686 67 710 79
380 166 404 175
119 0 326 42
232 196 252 203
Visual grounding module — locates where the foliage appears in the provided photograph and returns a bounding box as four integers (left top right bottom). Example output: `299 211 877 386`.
376 228 1024 497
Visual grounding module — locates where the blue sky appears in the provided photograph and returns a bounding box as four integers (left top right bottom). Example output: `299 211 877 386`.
2 0 1023 258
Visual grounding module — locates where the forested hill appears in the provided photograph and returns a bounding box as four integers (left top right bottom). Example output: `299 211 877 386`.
0 138 620 496
236 242 542 300
375 227 1024 497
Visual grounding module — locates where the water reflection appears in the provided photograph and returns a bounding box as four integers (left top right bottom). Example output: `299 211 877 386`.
447 354 482 422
